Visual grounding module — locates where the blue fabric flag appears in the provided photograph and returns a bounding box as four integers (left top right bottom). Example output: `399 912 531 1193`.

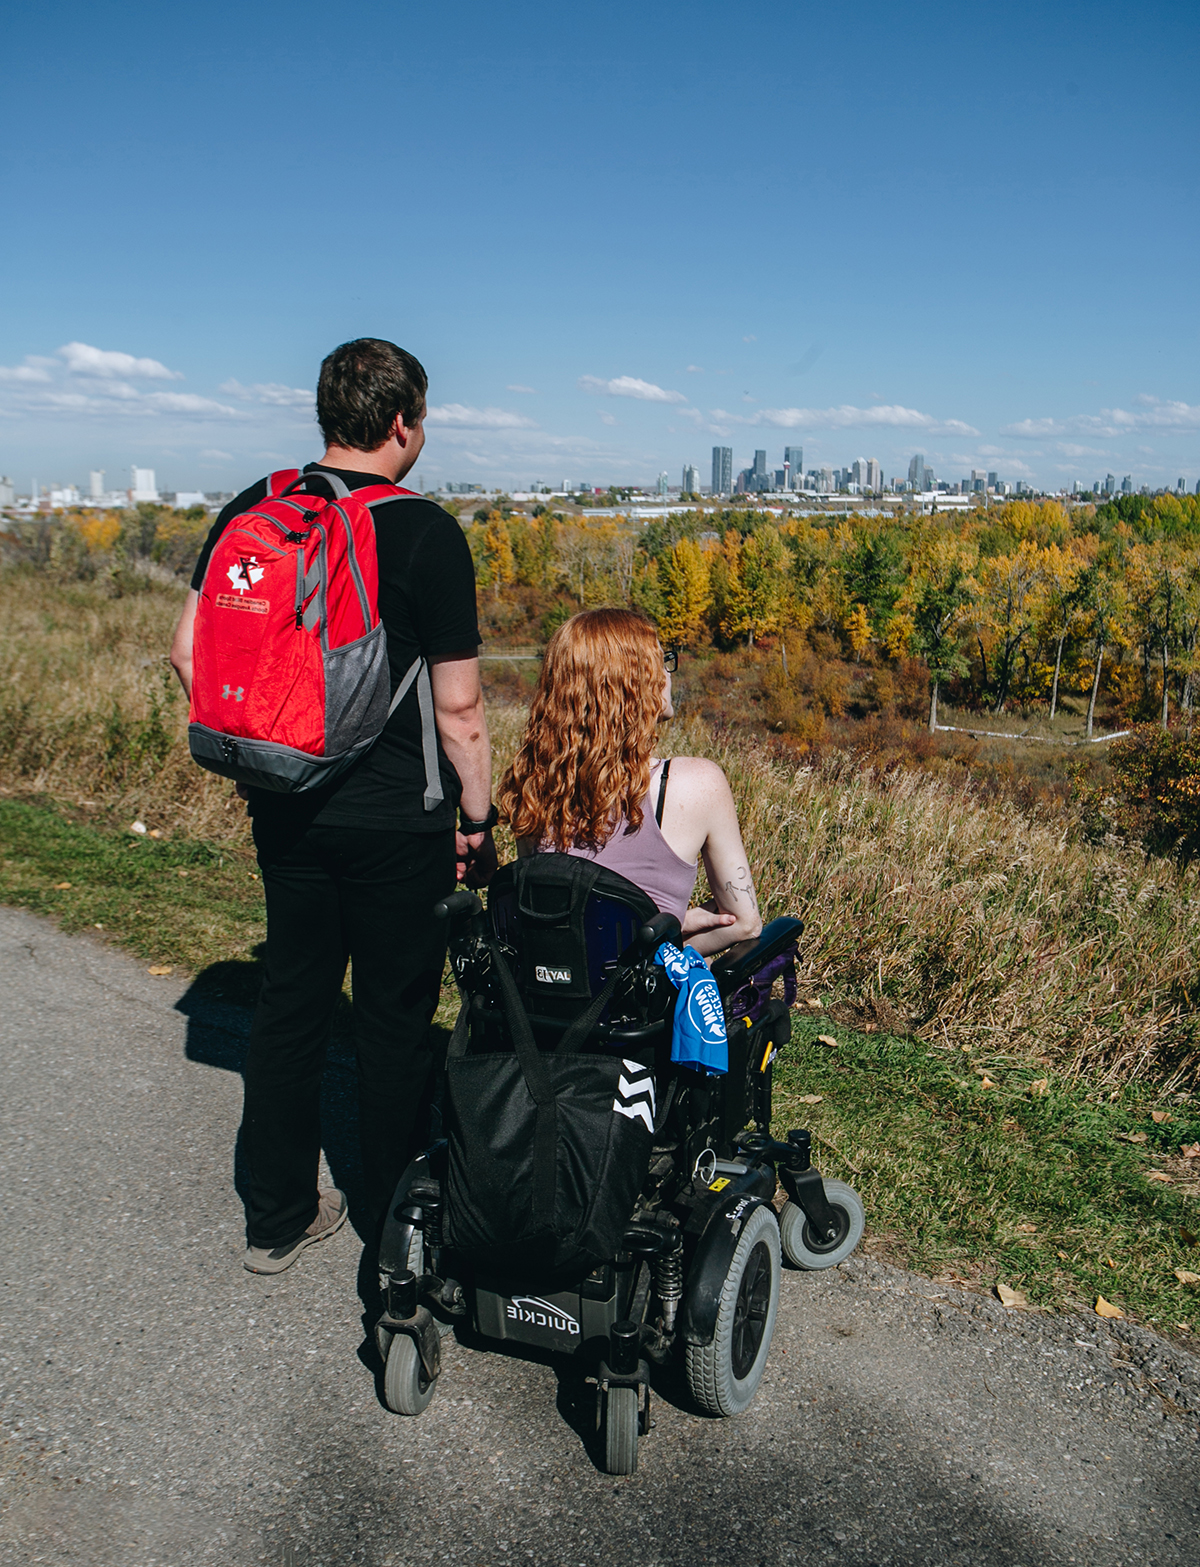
655 941 728 1074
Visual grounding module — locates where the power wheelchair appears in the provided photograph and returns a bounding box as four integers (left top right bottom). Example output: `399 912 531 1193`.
374 855 864 1474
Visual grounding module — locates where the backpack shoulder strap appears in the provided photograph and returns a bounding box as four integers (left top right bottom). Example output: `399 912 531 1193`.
357 483 424 509
264 469 301 498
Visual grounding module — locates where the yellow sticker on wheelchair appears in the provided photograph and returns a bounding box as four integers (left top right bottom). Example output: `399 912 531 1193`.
709 1176 731 1191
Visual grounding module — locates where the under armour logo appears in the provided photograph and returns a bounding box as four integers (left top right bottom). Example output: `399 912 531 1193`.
221 685 245 702
227 556 265 594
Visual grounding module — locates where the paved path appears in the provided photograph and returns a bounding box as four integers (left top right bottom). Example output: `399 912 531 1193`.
2 905 1198 1567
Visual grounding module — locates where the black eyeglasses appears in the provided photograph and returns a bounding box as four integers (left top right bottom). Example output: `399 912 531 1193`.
663 647 679 673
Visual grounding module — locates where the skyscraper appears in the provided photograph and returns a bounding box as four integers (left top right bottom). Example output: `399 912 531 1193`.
712 446 733 496
784 446 803 490
682 464 699 495
908 454 926 491
89 469 105 499
866 458 882 492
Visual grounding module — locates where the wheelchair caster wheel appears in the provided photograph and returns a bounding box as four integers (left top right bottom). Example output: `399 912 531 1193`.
779 1179 865 1270
384 1332 436 1416
604 1384 639 1475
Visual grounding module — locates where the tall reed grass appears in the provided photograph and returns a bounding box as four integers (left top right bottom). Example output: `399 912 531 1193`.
3 568 1197 1083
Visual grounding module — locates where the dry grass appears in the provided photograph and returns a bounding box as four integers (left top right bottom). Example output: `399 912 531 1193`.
0 570 248 841
3 567 1198 1086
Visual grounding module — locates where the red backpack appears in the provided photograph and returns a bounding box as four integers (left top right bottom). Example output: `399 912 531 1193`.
188 469 443 803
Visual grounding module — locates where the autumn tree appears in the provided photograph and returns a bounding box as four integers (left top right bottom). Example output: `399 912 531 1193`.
976 538 1042 713
900 523 978 732
657 537 713 646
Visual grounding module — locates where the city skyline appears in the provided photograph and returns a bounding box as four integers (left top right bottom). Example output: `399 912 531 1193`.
1 1 1197 496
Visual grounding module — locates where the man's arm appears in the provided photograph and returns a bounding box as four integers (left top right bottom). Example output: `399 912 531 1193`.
169 589 199 698
430 651 496 884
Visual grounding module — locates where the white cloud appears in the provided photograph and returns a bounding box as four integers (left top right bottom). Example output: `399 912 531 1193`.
686 365 704 373
578 375 687 404
710 403 979 436
425 403 538 430
599 412 617 426
1004 399 1200 440
506 383 536 394
219 379 312 408
59 341 182 380
201 449 234 461
0 359 53 383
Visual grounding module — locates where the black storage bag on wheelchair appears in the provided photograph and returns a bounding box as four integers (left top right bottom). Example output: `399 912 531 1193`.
442 857 667 1280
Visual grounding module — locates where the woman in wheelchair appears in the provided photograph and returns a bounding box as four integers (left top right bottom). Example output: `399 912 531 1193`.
497 606 762 959
373 611 864 1472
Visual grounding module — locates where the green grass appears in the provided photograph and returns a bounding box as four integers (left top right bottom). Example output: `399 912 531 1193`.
0 796 265 975
775 1019 1200 1334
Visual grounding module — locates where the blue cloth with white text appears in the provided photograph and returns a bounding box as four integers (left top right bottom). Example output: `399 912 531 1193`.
655 941 729 1074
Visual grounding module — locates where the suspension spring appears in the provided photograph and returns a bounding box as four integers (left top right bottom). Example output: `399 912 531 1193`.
653 1243 683 1332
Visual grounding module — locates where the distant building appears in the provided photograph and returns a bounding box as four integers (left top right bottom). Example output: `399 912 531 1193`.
173 491 207 508
818 466 834 492
784 446 803 490
866 458 882 492
971 469 987 493
682 463 699 495
49 486 81 508
1104 473 1116 495
987 471 998 490
89 469 105 499
131 467 159 502
657 471 669 497
851 458 867 489
1120 474 1133 494
908 454 926 491
0 476 13 507
1177 478 1186 495
712 446 733 496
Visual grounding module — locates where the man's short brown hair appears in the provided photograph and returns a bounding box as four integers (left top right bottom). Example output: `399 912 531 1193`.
316 338 428 451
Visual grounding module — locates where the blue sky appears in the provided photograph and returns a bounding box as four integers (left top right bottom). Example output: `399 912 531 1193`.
2 0 1198 495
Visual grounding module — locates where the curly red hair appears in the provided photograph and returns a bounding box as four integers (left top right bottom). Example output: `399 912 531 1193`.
498 608 664 851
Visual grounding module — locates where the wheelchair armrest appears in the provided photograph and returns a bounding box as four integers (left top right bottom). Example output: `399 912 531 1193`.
637 911 682 954
434 888 483 921
710 916 804 991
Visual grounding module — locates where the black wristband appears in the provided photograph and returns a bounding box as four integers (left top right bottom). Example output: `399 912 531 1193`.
459 803 499 834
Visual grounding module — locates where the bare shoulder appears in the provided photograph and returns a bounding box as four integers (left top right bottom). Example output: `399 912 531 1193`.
661 755 734 805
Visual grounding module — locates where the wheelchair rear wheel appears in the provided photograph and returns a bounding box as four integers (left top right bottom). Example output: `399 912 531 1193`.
685 1204 781 1416
779 1179 864 1270
384 1332 436 1416
603 1385 639 1474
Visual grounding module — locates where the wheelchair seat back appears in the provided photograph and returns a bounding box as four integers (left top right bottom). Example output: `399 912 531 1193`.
484 855 679 1050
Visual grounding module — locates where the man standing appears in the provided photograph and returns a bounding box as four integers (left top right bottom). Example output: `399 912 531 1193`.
170 338 496 1273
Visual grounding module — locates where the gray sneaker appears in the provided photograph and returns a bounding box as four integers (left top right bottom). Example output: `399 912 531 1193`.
244 1188 349 1275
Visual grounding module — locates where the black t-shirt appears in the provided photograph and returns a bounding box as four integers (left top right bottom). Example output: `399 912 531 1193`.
190 464 480 831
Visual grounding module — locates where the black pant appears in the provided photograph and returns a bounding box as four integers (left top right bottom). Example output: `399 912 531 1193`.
241 820 455 1249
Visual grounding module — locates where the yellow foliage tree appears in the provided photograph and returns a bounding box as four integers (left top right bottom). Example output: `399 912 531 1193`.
844 603 872 661
657 537 712 646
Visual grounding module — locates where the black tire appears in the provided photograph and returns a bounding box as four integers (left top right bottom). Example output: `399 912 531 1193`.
604 1384 639 1474
384 1332 436 1416
779 1179 865 1270
685 1203 781 1416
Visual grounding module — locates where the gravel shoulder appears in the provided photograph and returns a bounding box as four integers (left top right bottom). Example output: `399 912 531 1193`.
2 905 1198 1567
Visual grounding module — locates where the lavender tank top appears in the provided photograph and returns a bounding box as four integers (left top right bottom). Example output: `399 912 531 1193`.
558 760 697 921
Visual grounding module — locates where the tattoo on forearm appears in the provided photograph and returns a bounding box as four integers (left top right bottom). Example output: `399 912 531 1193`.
720 868 758 911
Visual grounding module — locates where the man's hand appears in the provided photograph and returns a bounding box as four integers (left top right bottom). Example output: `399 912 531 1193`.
457 829 498 887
